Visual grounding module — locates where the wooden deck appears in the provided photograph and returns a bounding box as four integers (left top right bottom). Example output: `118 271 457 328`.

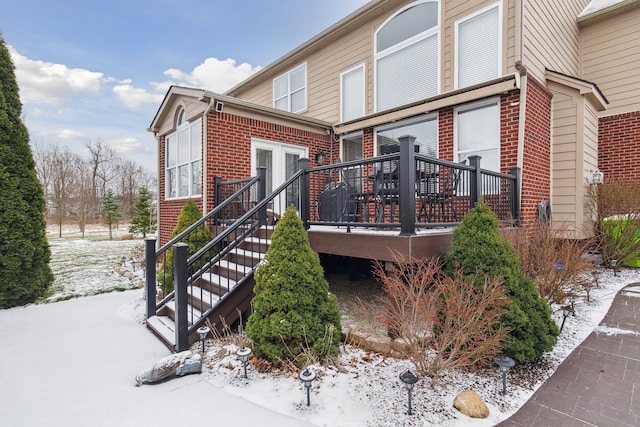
308 225 455 262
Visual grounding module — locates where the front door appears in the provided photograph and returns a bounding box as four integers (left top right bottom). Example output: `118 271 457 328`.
251 139 307 213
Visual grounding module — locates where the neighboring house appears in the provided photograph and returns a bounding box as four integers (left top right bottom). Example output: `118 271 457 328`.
149 0 639 245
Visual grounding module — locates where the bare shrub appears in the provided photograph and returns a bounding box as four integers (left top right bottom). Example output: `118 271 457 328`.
372 254 509 386
511 223 595 307
585 179 640 266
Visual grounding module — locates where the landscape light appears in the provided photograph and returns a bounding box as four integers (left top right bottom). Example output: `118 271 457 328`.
399 369 419 415
236 347 252 379
299 368 316 406
495 355 515 395
611 259 618 276
197 326 210 354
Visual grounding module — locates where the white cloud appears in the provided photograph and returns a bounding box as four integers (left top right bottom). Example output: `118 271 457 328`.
109 136 143 155
9 46 104 105
57 129 88 140
163 57 261 93
113 84 165 109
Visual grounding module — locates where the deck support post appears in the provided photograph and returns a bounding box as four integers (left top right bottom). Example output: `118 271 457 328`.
299 158 311 230
145 237 157 319
257 167 267 226
468 155 482 209
398 135 416 236
173 243 189 352
510 166 521 225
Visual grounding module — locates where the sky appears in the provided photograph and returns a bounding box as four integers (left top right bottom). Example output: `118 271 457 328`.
1 0 370 172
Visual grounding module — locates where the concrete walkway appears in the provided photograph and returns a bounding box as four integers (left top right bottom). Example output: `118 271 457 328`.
499 283 640 427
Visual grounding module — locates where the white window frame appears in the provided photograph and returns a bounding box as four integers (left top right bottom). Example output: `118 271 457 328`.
165 116 202 199
273 63 307 113
454 2 502 89
340 64 365 122
374 114 438 157
454 97 500 172
340 131 364 162
374 0 441 112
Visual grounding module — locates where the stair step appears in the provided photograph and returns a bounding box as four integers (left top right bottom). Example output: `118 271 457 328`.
200 272 238 290
166 300 202 322
147 315 176 346
187 285 221 306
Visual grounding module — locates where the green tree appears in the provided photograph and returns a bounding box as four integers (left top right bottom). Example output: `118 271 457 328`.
444 202 559 362
101 189 122 240
0 36 53 307
158 199 213 296
246 205 342 366
129 187 155 237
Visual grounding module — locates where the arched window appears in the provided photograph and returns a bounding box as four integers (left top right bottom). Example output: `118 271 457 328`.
176 107 185 127
166 107 202 199
375 1 439 112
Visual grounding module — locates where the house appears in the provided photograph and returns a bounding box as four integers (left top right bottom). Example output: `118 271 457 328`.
146 0 640 350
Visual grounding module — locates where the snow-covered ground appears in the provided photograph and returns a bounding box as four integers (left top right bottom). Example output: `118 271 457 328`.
3 231 639 426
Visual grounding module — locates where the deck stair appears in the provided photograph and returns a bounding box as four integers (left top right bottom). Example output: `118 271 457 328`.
146 224 273 350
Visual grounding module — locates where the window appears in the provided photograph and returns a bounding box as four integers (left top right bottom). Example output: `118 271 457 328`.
341 133 363 162
455 99 500 172
375 116 438 157
375 1 439 112
273 63 307 112
455 3 501 89
165 116 202 199
341 64 365 122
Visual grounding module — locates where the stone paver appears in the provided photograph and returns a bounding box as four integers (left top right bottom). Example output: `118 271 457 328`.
499 283 640 427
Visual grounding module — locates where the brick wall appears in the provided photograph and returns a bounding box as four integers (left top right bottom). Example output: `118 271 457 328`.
158 111 329 244
598 111 640 181
520 77 552 229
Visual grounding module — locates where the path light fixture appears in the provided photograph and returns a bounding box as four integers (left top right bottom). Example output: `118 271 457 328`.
611 259 618 276
121 256 126 266
236 347 252 379
197 326 210 354
560 305 571 332
299 368 316 406
399 369 419 415
495 355 515 395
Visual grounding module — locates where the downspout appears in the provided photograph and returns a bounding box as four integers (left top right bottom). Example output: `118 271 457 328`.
515 0 526 201
152 131 161 238
202 97 216 213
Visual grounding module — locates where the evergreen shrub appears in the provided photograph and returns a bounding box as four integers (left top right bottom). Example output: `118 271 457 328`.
444 202 559 362
246 206 341 366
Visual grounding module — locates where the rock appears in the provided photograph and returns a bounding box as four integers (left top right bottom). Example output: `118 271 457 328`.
136 351 202 385
453 390 489 419
347 327 391 354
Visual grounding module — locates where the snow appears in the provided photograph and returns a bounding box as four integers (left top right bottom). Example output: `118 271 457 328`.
579 0 627 18
1 233 640 426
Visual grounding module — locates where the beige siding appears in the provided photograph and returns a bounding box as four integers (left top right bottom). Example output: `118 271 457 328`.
522 0 588 82
233 0 517 123
581 6 640 116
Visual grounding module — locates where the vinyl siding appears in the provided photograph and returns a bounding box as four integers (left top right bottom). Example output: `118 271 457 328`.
522 0 588 82
233 0 517 123
581 5 640 116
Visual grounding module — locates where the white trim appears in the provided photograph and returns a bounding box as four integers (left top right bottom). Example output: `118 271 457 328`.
165 117 203 200
373 0 441 112
454 1 502 90
340 63 366 122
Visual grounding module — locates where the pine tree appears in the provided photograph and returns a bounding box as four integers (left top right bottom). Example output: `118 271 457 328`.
444 202 559 362
0 36 53 307
101 189 122 240
158 199 213 296
129 187 155 237
246 205 342 366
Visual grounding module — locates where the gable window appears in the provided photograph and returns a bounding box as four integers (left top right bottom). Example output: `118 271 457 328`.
375 1 439 112
165 113 202 199
455 2 501 89
341 64 365 122
455 99 500 172
273 63 307 112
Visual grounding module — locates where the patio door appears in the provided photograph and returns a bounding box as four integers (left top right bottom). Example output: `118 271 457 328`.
251 139 307 213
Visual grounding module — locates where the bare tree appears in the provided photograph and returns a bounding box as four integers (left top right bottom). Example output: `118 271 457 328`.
85 140 119 219
49 145 78 237
115 159 143 220
68 156 92 238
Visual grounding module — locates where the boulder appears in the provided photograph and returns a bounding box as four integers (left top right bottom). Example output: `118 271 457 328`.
347 327 391 354
136 351 202 385
453 390 489 419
